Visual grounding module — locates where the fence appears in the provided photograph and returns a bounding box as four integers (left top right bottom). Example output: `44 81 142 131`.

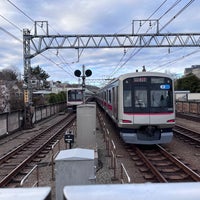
176 101 200 114
0 102 66 137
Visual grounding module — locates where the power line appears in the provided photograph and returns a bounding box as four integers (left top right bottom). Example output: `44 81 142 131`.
111 0 184 76
159 0 195 32
0 26 22 43
111 0 195 77
6 0 34 23
109 0 170 78
115 1 186 75
4 0 77 80
0 26 76 79
0 14 22 32
158 0 182 21
151 48 200 72
38 53 76 79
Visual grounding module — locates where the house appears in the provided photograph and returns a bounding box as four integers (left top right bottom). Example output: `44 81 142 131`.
184 65 200 79
0 81 9 112
0 80 23 113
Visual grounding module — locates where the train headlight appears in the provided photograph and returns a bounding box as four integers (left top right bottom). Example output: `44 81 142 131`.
122 119 132 123
167 119 175 123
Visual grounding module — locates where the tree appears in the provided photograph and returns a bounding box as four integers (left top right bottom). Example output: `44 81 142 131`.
0 67 23 112
48 92 66 104
175 73 200 92
0 68 18 81
31 66 50 89
48 93 57 104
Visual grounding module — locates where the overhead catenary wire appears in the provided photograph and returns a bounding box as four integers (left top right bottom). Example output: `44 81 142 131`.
4 0 77 80
110 0 196 77
109 0 170 78
0 14 22 32
6 0 34 23
0 26 22 43
158 0 182 21
159 0 195 32
151 48 200 72
0 25 76 79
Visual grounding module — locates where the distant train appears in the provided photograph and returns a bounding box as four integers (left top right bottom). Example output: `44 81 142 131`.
66 87 94 111
66 88 84 111
96 72 175 145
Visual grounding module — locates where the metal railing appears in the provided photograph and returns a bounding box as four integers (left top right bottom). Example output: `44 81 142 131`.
20 165 39 187
20 139 61 187
120 163 131 184
51 140 61 180
97 108 131 183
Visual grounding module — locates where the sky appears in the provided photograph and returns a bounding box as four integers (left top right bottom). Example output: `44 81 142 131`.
0 0 200 87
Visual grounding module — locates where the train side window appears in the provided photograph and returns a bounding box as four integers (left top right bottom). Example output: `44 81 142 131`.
68 91 75 101
104 91 106 100
112 87 115 104
123 78 133 112
108 90 111 103
124 90 132 107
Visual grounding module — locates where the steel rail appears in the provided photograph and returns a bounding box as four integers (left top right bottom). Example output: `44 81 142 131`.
157 145 200 182
134 146 168 183
0 114 71 165
173 124 200 144
0 113 75 187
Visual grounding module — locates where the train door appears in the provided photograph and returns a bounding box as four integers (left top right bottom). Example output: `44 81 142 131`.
133 86 149 124
123 77 149 124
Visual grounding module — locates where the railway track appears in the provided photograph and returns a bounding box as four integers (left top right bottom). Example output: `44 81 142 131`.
176 112 200 123
0 113 76 187
173 124 200 146
97 105 200 183
130 144 200 182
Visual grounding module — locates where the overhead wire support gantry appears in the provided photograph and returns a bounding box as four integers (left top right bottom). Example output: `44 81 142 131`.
26 32 200 58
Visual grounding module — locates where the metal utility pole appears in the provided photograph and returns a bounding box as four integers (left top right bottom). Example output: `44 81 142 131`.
74 65 92 103
23 29 32 129
23 20 200 128
82 65 86 104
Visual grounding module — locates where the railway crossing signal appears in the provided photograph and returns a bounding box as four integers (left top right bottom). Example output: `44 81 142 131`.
74 68 92 78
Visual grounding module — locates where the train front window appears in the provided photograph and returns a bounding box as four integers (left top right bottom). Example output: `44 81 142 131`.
76 91 83 101
135 89 147 108
68 90 83 101
123 76 173 113
151 90 173 107
150 77 173 112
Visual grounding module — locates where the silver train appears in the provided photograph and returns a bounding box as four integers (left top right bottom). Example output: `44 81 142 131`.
66 88 84 111
96 72 175 145
66 88 94 111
